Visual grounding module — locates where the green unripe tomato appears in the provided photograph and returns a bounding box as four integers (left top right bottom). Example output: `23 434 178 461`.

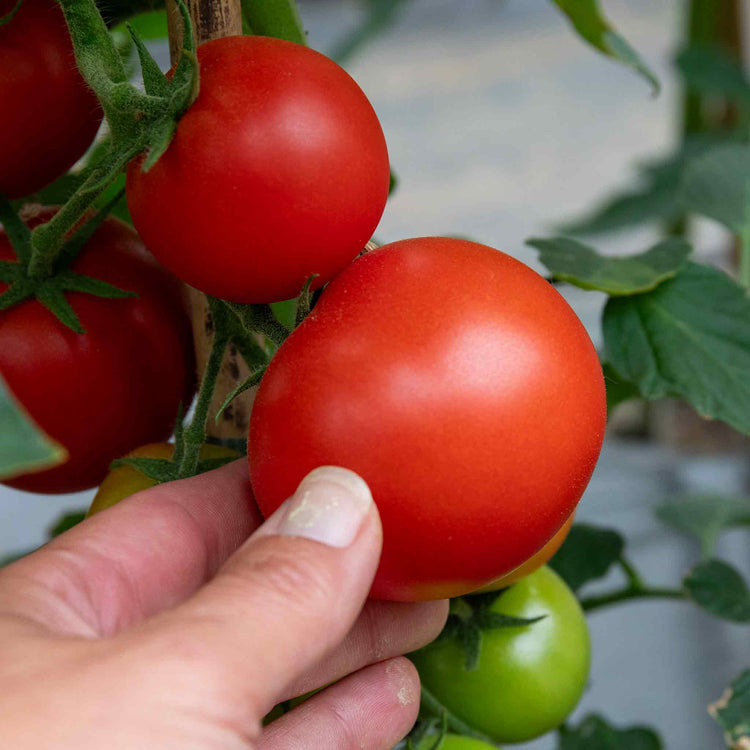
411 566 590 744
414 733 499 749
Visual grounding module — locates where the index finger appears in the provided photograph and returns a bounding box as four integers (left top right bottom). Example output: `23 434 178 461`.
0 459 261 637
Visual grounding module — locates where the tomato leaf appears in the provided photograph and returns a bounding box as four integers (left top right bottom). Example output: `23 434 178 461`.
241 0 306 46
677 45 750 108
0 377 66 481
709 669 750 748
603 262 750 435
48 510 87 538
683 559 750 623
549 523 624 593
330 0 411 65
110 456 178 484
655 495 750 557
678 143 750 237
114 10 168 40
603 362 640 413
550 0 659 93
528 236 690 296
559 714 663 749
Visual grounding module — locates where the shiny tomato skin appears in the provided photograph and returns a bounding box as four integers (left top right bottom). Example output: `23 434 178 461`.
87 442 238 516
411 567 591 743
0 208 195 494
0 0 102 199
472 513 574 593
249 237 606 601
126 36 390 304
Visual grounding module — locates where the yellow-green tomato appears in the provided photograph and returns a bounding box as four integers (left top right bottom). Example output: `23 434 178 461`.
414 734 499 750
411 566 590 744
87 442 238 516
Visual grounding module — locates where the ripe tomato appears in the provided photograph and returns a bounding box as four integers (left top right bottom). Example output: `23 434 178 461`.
126 36 390 304
0 207 195 494
249 237 606 601
472 513 574 593
87 442 238 515
414 734 497 750
0 0 102 199
411 566 591 744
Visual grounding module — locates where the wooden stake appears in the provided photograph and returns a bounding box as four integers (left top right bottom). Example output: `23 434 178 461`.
166 0 254 444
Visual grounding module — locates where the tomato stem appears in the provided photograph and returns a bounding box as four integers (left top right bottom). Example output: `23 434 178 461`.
177 303 228 478
419 685 500 747
580 586 685 612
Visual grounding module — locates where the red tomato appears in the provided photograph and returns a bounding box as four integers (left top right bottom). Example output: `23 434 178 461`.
249 238 606 601
0 207 195 494
472 513 574 592
0 0 102 199
126 36 390 304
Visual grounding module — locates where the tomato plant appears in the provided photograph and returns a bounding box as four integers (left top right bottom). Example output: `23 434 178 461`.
0 208 195 494
411 566 591 744
0 0 102 199
250 237 606 600
126 35 390 304
87 442 238 515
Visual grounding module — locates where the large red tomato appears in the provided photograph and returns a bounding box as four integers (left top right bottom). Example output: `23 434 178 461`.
249 238 606 601
0 0 102 199
126 35 390 304
0 207 195 494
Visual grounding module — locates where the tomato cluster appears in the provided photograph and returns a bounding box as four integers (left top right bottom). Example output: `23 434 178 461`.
3 19 604 745
0 209 195 493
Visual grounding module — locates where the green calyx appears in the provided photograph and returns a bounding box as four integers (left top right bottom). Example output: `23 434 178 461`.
0 196 135 333
440 591 545 670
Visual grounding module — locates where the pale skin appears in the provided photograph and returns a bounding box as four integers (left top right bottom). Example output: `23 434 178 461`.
0 461 448 748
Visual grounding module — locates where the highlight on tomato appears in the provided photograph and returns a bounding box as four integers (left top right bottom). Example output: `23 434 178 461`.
126 35 390 304
0 0 102 199
0 208 195 494
249 237 607 601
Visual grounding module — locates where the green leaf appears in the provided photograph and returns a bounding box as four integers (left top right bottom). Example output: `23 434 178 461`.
656 495 750 557
551 0 659 93
529 236 690 295
48 510 87 538
603 362 640 413
557 134 738 237
559 714 663 749
330 0 411 65
114 10 168 40
0 378 66 481
709 669 750 748
549 523 624 592
677 45 750 107
684 559 750 623
242 0 306 45
679 143 750 236
603 262 750 435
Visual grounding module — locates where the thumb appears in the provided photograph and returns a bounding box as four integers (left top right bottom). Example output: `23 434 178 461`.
139 466 382 718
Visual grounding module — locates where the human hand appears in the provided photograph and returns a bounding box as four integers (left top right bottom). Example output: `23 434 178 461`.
0 461 447 748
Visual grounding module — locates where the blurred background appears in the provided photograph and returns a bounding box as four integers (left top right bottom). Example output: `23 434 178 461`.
2 1 748 746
